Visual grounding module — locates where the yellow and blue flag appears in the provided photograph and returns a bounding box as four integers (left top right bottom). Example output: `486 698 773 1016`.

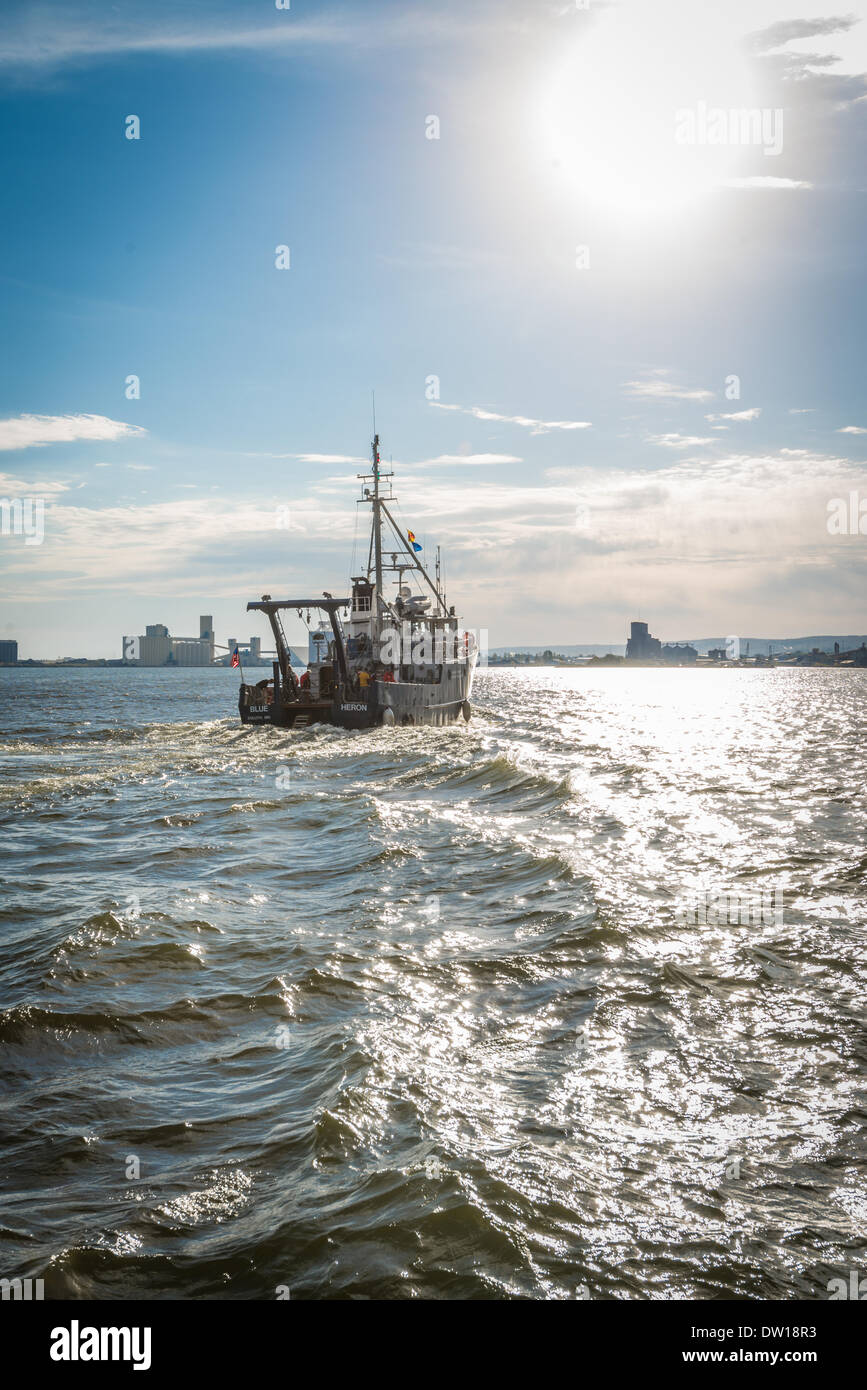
407 530 422 553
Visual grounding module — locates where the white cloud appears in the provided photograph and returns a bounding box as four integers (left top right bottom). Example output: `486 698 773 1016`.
0 473 70 498
837 425 867 434
0 8 506 72
242 452 368 464
705 408 762 422
406 453 522 467
622 374 714 402
430 402 591 434
0 413 147 452
723 177 812 190
5 446 866 645
290 453 367 464
0 18 351 69
647 433 715 449
747 15 860 57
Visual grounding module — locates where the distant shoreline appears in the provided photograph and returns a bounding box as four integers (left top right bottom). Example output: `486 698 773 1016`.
3 660 866 672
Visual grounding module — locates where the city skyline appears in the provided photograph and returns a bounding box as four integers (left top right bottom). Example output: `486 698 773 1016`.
1 0 865 657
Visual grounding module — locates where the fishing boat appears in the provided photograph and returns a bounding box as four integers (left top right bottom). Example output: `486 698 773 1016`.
238 434 477 729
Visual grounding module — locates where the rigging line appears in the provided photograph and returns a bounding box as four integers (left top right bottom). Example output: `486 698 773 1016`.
380 506 417 590
366 516 375 577
350 498 359 586
389 495 425 594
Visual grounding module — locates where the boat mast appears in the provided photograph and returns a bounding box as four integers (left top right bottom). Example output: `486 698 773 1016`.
358 428 446 619
371 433 384 620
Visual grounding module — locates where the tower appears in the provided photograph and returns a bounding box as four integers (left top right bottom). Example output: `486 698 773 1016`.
199 615 214 663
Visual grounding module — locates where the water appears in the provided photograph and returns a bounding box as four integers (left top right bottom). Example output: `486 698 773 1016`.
1 665 865 1300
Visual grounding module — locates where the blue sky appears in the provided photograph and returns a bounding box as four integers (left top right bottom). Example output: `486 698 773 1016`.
1 0 865 656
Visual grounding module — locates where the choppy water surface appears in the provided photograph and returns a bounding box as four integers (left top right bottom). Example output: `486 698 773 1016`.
1 665 865 1300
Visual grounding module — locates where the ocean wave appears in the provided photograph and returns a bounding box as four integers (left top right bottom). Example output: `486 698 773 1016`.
1 666 866 1298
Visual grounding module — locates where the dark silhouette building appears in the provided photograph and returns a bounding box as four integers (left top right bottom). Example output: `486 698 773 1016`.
626 621 662 660
662 643 698 664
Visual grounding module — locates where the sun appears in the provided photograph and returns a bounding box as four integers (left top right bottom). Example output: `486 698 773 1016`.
537 3 755 223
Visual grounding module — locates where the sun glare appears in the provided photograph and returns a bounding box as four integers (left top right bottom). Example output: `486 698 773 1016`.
538 4 755 222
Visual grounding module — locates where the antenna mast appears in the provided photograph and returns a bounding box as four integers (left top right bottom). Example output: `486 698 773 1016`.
371 432 383 612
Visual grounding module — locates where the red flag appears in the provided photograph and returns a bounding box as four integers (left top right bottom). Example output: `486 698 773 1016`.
231 647 240 668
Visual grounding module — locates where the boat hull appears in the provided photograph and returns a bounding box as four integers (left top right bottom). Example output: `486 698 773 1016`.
239 664 475 730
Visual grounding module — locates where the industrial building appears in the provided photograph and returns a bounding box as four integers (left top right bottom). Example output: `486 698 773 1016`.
123 615 215 667
0 639 18 664
218 635 269 667
625 621 662 660
661 642 698 664
626 622 697 664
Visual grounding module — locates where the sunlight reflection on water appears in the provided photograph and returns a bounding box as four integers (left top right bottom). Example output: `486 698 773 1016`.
0 665 864 1298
